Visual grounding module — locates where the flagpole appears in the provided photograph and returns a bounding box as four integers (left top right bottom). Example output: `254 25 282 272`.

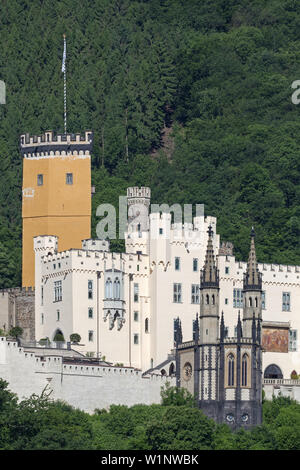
62 34 67 134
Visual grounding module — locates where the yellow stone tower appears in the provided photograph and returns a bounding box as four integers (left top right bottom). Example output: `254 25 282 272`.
21 130 93 287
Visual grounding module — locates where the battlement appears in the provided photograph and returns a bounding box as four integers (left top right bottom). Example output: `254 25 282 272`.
0 286 35 296
127 186 151 200
20 130 93 157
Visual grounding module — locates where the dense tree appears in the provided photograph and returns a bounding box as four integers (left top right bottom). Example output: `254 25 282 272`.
0 0 300 286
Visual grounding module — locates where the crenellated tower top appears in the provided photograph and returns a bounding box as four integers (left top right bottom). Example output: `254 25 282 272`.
20 130 93 158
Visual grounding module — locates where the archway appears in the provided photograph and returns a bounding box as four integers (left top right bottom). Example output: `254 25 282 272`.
264 364 283 379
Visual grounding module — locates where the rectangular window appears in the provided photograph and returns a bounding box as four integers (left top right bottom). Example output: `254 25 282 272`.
57 310 60 321
88 331 94 342
225 298 228 305
66 173 73 185
37 174 43 186
41 313 44 325
191 284 200 304
233 288 243 308
289 330 297 351
173 283 182 303
283 292 291 311
193 258 198 272
41 286 43 306
88 307 93 319
225 266 229 274
262 291 266 310
159 228 163 235
175 257 180 271
54 280 62 302
134 311 139 322
88 280 93 299
134 334 139 345
134 283 139 302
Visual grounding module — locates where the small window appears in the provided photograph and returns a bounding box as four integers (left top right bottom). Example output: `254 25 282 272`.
88 307 93 319
57 310 60 321
225 266 229 274
41 286 44 306
41 313 44 325
233 288 243 308
173 283 182 303
225 298 228 305
159 228 163 235
282 292 290 311
145 318 149 333
134 311 139 322
66 173 73 185
262 291 266 310
88 331 94 342
193 258 198 272
134 283 139 302
134 334 139 345
37 174 43 186
289 330 297 351
191 284 200 304
175 257 180 271
88 280 93 299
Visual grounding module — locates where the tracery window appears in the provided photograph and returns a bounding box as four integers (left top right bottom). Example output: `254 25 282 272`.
228 353 235 386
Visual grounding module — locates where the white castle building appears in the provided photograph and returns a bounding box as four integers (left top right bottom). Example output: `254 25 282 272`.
33 187 300 382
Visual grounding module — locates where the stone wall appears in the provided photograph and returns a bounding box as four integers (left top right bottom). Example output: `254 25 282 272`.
0 288 35 340
0 337 175 413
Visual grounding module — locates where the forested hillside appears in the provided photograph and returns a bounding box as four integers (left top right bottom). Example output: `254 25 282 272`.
0 0 300 287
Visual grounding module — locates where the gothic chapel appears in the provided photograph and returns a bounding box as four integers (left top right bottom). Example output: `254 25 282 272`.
175 227 263 429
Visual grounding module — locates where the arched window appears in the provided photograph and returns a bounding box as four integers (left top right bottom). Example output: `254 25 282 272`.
212 294 215 305
161 369 166 376
242 354 248 386
228 353 235 386
249 297 252 307
105 278 112 298
114 278 120 299
206 294 209 305
255 297 258 308
169 363 175 376
264 364 283 379
145 318 149 333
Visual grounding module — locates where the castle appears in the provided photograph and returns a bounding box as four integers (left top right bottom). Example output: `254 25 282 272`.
1 128 300 423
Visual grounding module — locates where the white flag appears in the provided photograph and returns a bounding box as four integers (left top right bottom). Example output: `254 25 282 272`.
62 35 66 73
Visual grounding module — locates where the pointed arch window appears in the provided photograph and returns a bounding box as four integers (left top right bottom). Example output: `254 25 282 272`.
227 353 235 386
242 354 248 386
249 297 252 307
206 294 209 305
105 278 112 299
114 278 120 299
212 294 215 305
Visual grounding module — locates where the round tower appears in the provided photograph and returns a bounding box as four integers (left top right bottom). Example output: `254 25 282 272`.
127 186 151 233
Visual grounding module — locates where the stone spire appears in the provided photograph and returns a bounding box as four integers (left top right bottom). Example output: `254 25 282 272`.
200 225 219 288
243 227 262 291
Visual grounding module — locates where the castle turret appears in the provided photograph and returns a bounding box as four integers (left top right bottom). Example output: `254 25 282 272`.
242 227 262 338
199 225 220 344
21 130 93 287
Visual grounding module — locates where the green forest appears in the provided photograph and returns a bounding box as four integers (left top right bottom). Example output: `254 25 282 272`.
1 379 300 450
0 0 300 287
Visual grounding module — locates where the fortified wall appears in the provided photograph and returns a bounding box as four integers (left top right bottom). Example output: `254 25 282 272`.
0 337 174 413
